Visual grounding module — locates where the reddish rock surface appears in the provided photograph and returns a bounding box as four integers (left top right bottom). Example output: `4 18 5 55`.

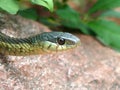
0 13 120 90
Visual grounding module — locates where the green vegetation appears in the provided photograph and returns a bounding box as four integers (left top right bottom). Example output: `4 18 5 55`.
0 0 53 14
0 0 120 51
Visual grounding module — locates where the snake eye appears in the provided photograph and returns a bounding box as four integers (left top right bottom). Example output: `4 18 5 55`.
57 37 65 45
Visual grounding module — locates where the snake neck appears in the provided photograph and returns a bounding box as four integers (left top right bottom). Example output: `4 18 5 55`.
0 32 43 55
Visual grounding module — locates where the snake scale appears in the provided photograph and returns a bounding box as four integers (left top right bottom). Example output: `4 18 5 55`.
0 32 80 56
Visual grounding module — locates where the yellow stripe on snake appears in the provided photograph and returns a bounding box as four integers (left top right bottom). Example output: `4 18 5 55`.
0 32 80 56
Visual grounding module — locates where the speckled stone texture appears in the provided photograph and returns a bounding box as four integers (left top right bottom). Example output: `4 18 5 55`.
0 12 120 90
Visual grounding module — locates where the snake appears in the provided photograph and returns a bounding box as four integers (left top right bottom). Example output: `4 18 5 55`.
0 31 80 56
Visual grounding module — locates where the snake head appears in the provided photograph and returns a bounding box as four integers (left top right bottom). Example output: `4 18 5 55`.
37 32 80 53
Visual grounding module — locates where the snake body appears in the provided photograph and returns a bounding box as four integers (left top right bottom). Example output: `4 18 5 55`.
0 32 80 56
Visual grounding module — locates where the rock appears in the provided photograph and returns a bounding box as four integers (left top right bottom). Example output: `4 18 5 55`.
0 12 120 90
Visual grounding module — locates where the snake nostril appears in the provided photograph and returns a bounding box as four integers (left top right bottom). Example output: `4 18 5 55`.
57 37 65 45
